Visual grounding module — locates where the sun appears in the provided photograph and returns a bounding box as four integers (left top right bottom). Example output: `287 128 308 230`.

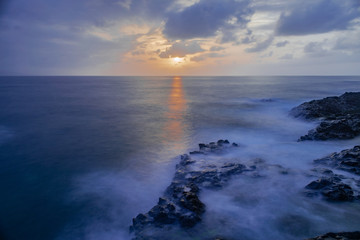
172 57 183 64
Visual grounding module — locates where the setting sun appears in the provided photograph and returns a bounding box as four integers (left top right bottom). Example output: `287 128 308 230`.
172 57 183 64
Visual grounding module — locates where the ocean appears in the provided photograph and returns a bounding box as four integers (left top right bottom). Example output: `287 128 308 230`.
0 76 359 240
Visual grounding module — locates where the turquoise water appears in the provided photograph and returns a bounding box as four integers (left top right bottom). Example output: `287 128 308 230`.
0 76 359 239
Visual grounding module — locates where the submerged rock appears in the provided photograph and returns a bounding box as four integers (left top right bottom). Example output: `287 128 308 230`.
290 92 360 141
306 231 360 240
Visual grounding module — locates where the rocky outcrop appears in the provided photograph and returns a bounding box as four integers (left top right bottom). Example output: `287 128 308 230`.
290 92 360 141
305 176 356 201
304 146 360 202
130 140 253 240
290 92 360 120
314 146 360 175
306 231 360 240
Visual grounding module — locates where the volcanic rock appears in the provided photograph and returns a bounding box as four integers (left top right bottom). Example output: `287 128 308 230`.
306 231 360 240
290 92 360 141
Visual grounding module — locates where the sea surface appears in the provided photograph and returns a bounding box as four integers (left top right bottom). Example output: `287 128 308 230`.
0 76 360 240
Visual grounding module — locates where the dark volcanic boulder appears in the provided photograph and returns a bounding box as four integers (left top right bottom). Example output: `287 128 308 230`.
314 146 360 175
299 114 360 141
290 92 360 141
304 146 360 202
290 92 360 120
306 231 360 240
305 177 355 201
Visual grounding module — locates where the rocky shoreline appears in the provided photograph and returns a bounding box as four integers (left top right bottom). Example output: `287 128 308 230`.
295 92 360 238
290 92 360 141
130 92 360 240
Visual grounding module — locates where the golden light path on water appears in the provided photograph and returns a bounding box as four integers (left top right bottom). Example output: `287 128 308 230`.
163 76 188 155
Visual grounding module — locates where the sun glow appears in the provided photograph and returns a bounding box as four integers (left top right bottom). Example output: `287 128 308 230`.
172 57 183 64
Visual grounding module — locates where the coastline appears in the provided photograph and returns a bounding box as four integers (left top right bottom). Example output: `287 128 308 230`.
131 92 360 240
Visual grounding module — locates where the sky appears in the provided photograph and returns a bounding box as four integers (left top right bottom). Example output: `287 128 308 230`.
0 0 359 76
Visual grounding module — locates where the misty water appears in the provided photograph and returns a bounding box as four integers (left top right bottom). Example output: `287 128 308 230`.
0 76 359 240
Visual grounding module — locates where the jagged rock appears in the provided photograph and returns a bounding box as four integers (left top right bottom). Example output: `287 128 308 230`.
290 92 360 120
305 178 334 190
304 175 356 201
290 92 360 141
314 146 360 175
179 212 201 228
192 139 234 154
304 146 360 202
299 114 360 141
189 151 205 155
306 231 360 240
322 184 354 201
179 191 205 214
130 140 250 239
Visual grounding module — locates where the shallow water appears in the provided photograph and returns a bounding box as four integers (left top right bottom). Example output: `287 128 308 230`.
0 76 359 240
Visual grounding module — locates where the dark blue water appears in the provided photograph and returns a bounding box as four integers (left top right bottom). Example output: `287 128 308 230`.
0 76 359 240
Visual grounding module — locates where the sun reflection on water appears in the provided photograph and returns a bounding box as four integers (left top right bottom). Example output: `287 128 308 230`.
163 76 188 155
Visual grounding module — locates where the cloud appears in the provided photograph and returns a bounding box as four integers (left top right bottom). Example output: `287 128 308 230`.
241 35 255 44
245 35 274 53
279 53 293 60
190 52 225 62
163 0 253 40
158 41 204 58
0 0 176 74
276 40 289 47
210 46 225 51
131 50 145 56
334 32 360 51
304 41 328 57
276 0 360 36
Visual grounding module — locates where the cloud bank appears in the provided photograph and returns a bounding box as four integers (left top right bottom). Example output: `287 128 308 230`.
276 0 360 36
163 0 253 40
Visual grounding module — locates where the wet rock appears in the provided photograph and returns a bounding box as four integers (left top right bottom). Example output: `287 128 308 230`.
220 163 246 177
314 146 360 175
131 213 151 233
199 143 208 150
299 114 360 141
322 183 354 201
290 92 360 140
189 151 205 155
130 140 253 239
305 178 333 190
179 191 205 214
179 212 201 228
304 145 360 202
305 176 355 201
290 92 360 120
193 139 234 154
178 154 195 166
309 168 334 176
306 231 360 240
